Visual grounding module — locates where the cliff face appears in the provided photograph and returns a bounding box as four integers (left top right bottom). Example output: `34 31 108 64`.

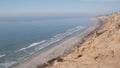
48 12 120 68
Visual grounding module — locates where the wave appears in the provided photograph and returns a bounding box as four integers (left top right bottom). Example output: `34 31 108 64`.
35 26 85 51
17 40 46 51
53 26 84 38
17 26 85 52
0 61 17 68
0 54 6 58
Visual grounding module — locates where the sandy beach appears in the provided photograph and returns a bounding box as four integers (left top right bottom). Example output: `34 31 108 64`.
9 17 102 68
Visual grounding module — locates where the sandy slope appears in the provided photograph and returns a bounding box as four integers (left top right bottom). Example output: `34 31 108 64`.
48 12 120 68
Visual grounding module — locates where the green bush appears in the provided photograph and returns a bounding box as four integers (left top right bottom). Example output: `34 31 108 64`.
47 57 63 64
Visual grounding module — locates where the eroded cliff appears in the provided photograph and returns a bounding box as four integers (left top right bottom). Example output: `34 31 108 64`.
47 12 120 68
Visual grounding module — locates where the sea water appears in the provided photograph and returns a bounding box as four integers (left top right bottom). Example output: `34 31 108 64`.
0 16 92 68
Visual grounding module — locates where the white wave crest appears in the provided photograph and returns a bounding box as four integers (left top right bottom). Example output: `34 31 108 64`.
0 61 17 68
53 26 85 38
18 40 46 51
0 54 6 58
17 26 85 54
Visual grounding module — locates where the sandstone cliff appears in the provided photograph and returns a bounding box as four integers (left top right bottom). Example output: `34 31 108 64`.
47 12 120 68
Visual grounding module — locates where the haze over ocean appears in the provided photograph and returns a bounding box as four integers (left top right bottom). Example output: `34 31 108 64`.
0 0 120 17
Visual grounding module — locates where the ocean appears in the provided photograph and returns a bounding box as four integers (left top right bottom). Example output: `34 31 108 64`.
0 16 92 68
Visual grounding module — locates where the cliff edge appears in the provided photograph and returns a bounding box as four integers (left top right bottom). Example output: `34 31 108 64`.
47 12 120 68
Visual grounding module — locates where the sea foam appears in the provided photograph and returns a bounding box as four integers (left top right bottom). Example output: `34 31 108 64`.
17 40 46 51
0 54 6 58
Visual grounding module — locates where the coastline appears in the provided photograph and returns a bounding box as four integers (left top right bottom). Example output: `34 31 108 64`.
9 17 103 68
47 12 120 68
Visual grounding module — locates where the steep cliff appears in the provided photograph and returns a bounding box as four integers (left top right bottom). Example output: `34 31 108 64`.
48 12 120 68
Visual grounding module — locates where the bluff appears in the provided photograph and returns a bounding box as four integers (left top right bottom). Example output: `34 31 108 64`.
47 12 120 68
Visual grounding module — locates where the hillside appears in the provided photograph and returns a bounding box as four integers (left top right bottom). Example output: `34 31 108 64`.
46 12 120 68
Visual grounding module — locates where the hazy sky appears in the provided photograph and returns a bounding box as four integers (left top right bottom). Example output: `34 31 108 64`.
0 0 120 16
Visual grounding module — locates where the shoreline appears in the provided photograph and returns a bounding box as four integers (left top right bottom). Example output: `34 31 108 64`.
47 12 120 68
9 17 103 68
